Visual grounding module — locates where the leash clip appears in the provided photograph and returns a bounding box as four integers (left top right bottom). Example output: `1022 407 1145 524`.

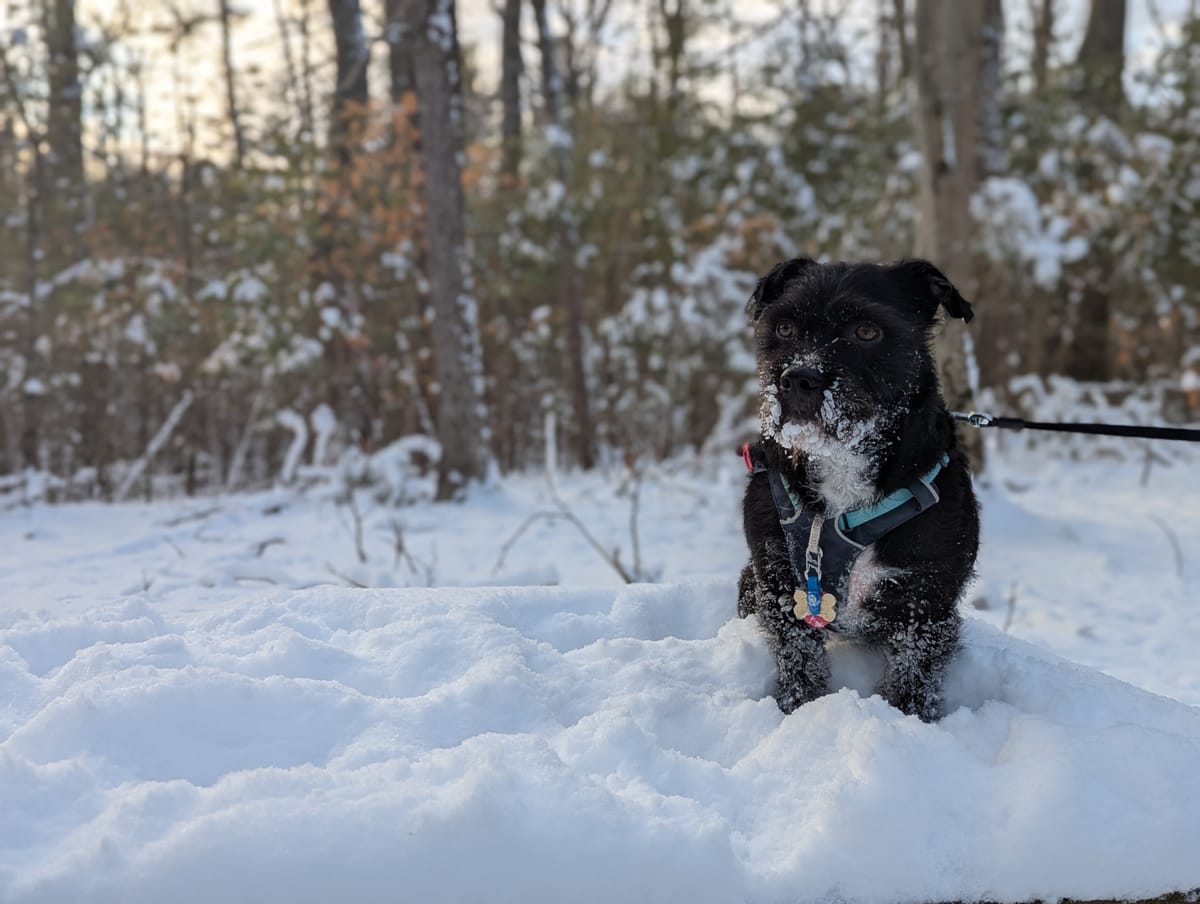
964 411 996 428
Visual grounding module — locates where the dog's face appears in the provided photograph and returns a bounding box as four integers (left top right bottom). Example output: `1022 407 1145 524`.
748 258 973 460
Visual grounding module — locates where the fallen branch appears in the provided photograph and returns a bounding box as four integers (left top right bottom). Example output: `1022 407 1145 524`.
226 372 270 491
158 504 223 527
492 511 562 576
389 518 435 585
1003 582 1019 633
325 562 367 588
1147 514 1185 579
496 412 645 583
115 390 195 502
254 537 286 558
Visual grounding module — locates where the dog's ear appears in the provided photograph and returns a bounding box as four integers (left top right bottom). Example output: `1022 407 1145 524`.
889 259 975 324
746 258 817 322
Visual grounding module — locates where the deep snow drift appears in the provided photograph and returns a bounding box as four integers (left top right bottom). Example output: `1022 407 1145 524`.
2 585 1199 903
2 449 1199 903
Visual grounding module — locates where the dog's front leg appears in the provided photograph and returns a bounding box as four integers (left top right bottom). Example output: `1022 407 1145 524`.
875 614 961 722
737 563 756 619
751 540 830 713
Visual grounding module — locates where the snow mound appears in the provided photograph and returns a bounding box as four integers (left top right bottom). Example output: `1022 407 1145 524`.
2 582 1198 903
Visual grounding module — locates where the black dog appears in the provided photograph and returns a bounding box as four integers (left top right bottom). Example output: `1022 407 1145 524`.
737 258 979 721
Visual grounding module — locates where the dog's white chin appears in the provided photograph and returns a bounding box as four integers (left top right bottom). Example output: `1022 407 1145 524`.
760 387 882 512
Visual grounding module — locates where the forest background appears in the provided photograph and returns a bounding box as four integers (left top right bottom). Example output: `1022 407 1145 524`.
1 0 1197 501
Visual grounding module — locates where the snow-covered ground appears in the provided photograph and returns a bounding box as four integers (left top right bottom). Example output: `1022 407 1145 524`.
2 443 1199 902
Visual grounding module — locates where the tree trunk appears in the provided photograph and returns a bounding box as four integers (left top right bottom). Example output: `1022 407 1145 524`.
1031 0 1055 94
386 0 438 437
386 0 416 102
218 0 246 168
328 0 369 168
407 0 491 497
912 0 1005 468
499 0 523 180
1076 0 1126 112
43 0 84 261
320 0 373 444
1066 0 1126 382
893 0 911 81
532 0 596 469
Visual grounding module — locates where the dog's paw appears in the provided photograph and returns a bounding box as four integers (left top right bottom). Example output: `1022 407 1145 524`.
773 641 831 715
877 676 941 722
736 566 758 618
773 680 824 714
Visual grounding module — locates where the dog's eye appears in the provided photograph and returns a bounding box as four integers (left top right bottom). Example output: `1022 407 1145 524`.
853 323 881 342
775 321 796 339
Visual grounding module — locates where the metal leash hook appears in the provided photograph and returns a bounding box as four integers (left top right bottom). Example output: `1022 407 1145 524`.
951 411 1001 429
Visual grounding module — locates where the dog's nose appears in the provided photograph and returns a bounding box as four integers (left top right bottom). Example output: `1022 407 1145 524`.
779 366 826 395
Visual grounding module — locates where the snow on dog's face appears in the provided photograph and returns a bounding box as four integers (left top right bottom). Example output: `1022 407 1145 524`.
748 258 973 468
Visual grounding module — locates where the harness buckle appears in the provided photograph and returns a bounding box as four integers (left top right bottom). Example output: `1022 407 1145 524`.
804 546 823 578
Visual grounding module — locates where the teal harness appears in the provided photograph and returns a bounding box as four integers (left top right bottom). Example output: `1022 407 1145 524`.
742 443 948 628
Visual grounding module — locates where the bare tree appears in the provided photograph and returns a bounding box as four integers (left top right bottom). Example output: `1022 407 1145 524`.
0 43 48 470
1066 0 1126 382
218 0 247 168
500 0 523 179
407 0 491 497
892 0 911 81
1076 0 1127 112
328 0 370 169
1031 0 1055 93
531 0 596 469
912 0 1006 467
557 0 614 109
43 0 84 244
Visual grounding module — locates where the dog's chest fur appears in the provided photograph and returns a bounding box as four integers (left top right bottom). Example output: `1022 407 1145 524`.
805 447 878 514
833 547 900 635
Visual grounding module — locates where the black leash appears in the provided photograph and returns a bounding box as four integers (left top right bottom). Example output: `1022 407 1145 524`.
950 411 1200 443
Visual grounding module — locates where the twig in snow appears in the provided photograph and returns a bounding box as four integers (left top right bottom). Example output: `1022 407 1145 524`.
163 536 185 558
1147 514 1185 579
228 573 279 585
225 373 270 491
115 390 195 502
507 412 650 583
254 537 285 558
334 490 369 564
492 500 639 583
492 511 563 575
325 562 368 588
158 505 223 527
625 463 644 580
389 518 434 585
1003 582 1019 632
1140 444 1171 487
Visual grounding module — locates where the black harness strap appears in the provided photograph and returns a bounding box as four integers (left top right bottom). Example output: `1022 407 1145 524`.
744 443 945 618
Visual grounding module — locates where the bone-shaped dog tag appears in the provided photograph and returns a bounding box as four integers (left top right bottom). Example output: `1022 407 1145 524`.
793 590 837 627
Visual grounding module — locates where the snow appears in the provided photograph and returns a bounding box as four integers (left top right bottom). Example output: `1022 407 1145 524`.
972 177 1090 288
2 453 1200 902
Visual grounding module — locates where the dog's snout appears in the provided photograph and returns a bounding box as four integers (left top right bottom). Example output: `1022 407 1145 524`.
780 366 826 395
